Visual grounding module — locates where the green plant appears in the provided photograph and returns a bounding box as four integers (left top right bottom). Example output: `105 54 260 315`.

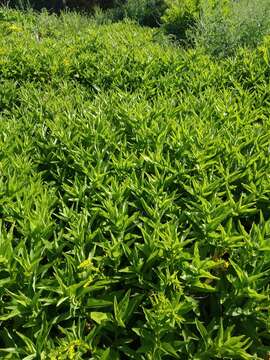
118 0 165 27
0 8 270 359
195 0 270 57
161 0 200 41
0 0 116 11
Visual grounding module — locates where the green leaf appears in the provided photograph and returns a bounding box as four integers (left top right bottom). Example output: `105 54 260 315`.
90 312 110 325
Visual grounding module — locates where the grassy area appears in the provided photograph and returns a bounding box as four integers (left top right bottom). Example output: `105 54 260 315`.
0 8 270 359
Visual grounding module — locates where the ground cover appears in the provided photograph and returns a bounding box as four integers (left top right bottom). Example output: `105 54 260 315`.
0 8 270 359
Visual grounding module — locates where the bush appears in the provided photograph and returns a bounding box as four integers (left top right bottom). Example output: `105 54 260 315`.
114 0 165 27
109 0 201 39
195 0 270 57
161 0 200 42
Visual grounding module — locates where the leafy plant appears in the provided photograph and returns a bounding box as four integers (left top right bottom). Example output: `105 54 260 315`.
0 7 270 360
195 0 270 57
161 0 200 42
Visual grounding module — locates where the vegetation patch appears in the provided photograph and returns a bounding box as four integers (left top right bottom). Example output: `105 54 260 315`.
0 8 270 360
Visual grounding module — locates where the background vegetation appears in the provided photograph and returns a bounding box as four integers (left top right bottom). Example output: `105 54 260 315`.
2 0 270 55
0 1 270 359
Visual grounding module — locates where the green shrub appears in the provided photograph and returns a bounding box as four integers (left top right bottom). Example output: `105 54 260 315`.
161 0 200 42
195 0 270 57
117 0 165 27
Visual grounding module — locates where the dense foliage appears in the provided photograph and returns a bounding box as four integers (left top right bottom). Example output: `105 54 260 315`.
0 8 270 360
195 0 270 57
0 0 115 11
3 0 270 54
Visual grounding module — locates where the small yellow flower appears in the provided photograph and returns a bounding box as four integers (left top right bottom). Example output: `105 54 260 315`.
8 24 23 33
0 48 6 55
63 58 70 66
78 259 92 269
